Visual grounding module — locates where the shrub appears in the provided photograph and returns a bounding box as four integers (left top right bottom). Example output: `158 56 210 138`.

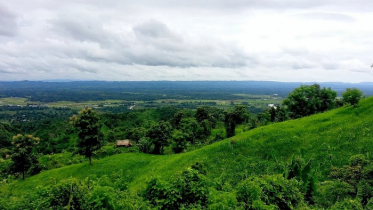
314 180 355 208
330 199 363 210
143 166 209 209
236 174 304 209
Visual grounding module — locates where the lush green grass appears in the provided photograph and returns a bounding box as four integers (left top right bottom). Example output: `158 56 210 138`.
4 97 373 197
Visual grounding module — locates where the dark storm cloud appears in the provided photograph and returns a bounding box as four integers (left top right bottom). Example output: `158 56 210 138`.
0 4 18 37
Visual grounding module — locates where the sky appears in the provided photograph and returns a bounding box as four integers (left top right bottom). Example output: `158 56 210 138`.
0 0 373 82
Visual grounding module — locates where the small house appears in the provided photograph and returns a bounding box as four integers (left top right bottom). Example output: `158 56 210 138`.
116 140 133 147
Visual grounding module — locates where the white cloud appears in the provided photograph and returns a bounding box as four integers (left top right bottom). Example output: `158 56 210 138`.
0 0 373 82
0 4 18 37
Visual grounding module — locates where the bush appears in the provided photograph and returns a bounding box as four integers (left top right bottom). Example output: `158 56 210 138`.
143 166 209 209
9 176 146 209
330 199 363 210
208 189 238 210
236 174 304 209
314 180 355 208
342 88 363 107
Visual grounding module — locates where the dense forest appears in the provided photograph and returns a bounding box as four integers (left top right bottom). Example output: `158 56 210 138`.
0 82 370 209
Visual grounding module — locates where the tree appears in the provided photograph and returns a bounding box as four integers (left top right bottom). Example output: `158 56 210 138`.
179 118 200 144
70 108 105 165
224 112 237 138
10 134 40 180
195 107 209 123
199 119 212 138
224 105 249 138
267 105 287 123
342 88 363 108
172 111 184 129
283 84 337 119
171 130 188 153
127 127 147 143
147 121 172 154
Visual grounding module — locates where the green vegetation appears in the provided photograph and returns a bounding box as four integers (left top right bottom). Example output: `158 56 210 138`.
342 87 363 107
9 134 40 180
70 108 105 165
224 105 249 138
283 84 337 119
0 83 370 209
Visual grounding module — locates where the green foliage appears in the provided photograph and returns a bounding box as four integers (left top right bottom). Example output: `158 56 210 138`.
283 84 337 118
138 137 153 153
195 107 210 123
199 119 212 138
147 121 172 154
342 88 363 107
330 199 363 210
171 130 188 153
268 105 287 123
358 178 373 207
224 105 249 138
0 123 19 149
208 189 238 210
330 154 368 193
127 127 147 143
314 180 355 208
144 166 208 209
5 95 373 209
38 152 86 170
32 118 75 154
0 158 12 180
104 130 116 143
349 154 368 167
8 176 145 209
172 110 185 129
179 117 200 144
236 174 304 209
70 108 105 165
10 134 40 180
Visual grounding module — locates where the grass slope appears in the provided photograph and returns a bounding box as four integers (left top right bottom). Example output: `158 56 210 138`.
6 97 373 195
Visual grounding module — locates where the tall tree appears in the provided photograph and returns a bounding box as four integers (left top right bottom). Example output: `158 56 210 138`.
172 111 184 129
10 134 39 180
283 84 337 119
180 118 200 144
70 108 104 165
342 88 363 108
147 121 172 154
171 130 188 153
195 107 209 123
224 105 249 138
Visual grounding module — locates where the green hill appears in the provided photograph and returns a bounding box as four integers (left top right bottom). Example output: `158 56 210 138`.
2 97 373 209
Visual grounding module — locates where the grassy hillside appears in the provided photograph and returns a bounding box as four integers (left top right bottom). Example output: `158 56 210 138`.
2 97 373 208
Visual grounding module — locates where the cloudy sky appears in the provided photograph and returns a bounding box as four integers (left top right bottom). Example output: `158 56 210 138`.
0 0 373 82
